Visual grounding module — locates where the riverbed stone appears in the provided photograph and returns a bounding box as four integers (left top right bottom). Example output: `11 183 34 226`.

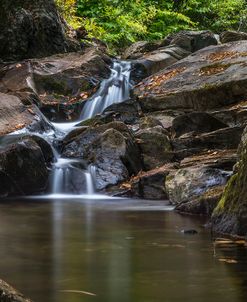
124 164 176 200
164 30 218 52
0 93 37 136
134 41 247 112
0 279 32 302
220 31 247 44
135 125 173 170
172 126 244 160
166 165 231 205
122 40 162 60
62 121 142 189
176 185 224 216
171 112 227 138
0 48 112 120
0 135 52 197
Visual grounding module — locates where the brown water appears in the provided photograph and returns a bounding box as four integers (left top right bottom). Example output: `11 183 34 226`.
0 198 247 302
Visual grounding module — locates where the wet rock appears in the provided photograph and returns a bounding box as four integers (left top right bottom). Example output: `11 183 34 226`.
165 30 218 52
122 41 162 60
176 185 224 216
146 110 185 130
134 41 247 112
0 135 52 197
125 164 176 200
135 126 173 170
62 121 142 190
103 99 142 125
180 150 238 171
78 99 142 127
166 165 231 205
0 49 112 120
210 101 247 127
180 229 198 234
220 31 247 44
0 279 32 302
0 93 38 136
131 46 190 81
172 126 244 160
138 116 164 130
0 0 80 61
171 112 227 138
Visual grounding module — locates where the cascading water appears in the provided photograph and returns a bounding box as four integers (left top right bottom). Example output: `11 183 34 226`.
80 61 132 120
48 61 132 197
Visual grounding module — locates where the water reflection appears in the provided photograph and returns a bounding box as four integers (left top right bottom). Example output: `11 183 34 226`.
0 199 246 302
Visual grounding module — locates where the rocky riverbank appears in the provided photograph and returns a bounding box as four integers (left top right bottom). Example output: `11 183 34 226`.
1 14 247 238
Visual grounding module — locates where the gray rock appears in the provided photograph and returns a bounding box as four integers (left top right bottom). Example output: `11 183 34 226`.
135 125 173 170
122 41 162 60
166 165 231 205
62 121 142 190
0 135 52 197
0 49 111 119
220 31 247 44
0 93 37 136
172 112 227 137
0 279 32 302
134 41 247 112
0 0 80 61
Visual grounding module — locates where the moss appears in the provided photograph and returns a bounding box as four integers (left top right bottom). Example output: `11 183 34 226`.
214 173 238 214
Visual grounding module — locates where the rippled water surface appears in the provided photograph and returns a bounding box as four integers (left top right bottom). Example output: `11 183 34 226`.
0 198 247 302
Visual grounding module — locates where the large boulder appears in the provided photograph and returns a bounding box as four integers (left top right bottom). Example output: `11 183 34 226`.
166 165 231 205
130 30 217 82
220 31 247 44
0 49 111 120
0 0 80 61
134 41 247 112
135 125 173 170
62 121 142 189
0 135 53 197
164 30 218 53
171 112 227 137
0 93 37 136
175 185 224 216
172 126 244 160
123 164 175 200
122 41 162 60
131 46 190 81
212 126 247 236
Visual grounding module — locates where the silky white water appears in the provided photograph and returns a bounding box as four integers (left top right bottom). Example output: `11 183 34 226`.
49 61 132 197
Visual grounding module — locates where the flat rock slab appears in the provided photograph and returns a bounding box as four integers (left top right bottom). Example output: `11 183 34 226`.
0 48 111 119
134 41 247 112
0 93 35 135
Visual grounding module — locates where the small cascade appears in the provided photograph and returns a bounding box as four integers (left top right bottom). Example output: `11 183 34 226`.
51 157 96 195
80 61 132 120
46 60 132 197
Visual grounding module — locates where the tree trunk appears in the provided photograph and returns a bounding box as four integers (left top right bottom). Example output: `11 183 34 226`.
0 0 80 61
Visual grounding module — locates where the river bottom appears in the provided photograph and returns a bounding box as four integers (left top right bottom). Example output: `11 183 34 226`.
0 198 247 302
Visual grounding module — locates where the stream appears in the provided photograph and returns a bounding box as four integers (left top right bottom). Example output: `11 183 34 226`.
0 199 247 302
2 60 247 302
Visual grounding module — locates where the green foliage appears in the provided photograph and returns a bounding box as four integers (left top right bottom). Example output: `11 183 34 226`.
183 0 246 32
57 0 247 52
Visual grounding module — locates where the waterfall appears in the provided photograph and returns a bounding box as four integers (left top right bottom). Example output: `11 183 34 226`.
47 61 132 197
80 61 132 120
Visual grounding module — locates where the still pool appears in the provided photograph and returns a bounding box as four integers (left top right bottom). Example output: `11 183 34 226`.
0 198 247 302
